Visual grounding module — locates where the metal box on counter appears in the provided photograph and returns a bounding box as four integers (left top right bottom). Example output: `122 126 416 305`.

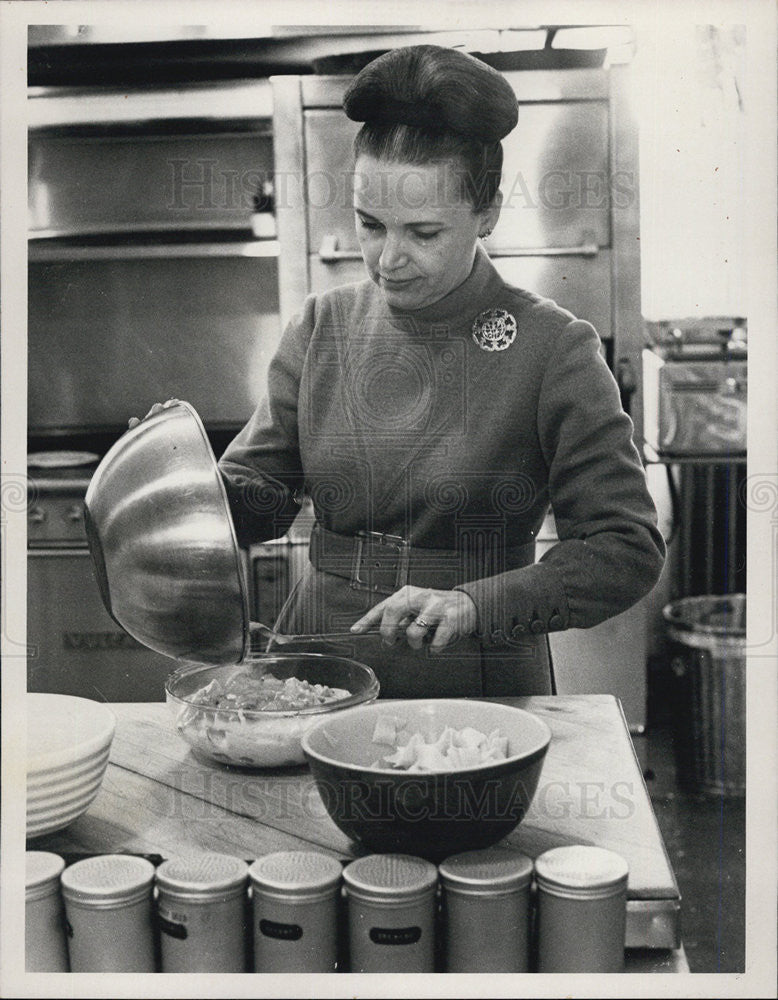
642 323 747 457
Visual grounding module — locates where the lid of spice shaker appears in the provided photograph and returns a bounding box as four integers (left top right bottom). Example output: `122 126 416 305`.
342 854 438 901
26 851 66 900
535 846 629 897
156 854 248 898
439 846 533 892
60 854 155 907
249 852 342 895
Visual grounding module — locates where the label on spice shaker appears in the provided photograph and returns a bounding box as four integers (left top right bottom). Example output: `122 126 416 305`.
157 913 188 939
259 919 303 941
369 926 422 946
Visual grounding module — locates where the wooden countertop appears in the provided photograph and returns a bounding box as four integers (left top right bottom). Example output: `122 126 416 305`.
30 694 685 968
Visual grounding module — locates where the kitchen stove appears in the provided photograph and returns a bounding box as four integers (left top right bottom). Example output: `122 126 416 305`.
26 454 175 701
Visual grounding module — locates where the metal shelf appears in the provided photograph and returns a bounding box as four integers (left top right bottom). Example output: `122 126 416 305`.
28 237 280 262
28 80 273 130
30 219 271 238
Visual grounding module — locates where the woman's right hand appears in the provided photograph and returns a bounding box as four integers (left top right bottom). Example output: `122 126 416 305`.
128 398 180 429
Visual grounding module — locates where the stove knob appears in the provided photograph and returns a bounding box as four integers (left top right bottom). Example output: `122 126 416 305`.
28 506 46 524
66 504 84 523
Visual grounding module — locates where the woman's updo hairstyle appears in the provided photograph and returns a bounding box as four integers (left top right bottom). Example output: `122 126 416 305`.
343 45 518 211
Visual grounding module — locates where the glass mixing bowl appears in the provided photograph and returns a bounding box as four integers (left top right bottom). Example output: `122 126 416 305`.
165 653 380 768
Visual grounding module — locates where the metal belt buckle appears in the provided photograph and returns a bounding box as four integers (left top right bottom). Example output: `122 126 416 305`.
350 530 410 594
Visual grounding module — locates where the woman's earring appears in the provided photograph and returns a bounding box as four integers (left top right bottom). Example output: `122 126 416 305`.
480 228 493 239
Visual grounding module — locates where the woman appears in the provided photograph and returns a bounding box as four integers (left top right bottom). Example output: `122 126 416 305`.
218 44 665 698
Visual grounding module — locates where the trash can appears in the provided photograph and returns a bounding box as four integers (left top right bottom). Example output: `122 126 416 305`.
663 595 746 796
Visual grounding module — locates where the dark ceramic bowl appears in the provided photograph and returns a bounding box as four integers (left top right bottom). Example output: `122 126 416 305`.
302 699 551 860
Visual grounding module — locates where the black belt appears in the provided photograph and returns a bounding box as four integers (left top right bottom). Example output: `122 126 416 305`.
309 522 536 596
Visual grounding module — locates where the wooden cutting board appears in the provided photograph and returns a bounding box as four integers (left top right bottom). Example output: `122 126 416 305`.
37 695 680 948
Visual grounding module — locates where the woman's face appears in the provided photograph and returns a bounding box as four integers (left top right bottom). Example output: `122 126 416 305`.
353 154 500 311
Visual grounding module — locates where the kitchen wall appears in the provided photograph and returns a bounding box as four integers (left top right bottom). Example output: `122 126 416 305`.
628 20 748 662
632 22 746 320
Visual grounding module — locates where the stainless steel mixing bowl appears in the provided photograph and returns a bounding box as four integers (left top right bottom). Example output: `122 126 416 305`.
84 400 250 665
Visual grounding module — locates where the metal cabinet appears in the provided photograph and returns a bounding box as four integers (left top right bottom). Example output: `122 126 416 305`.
303 110 361 256
28 548 174 701
29 255 282 433
28 84 283 435
272 68 643 434
26 477 174 702
301 100 610 256
29 130 273 236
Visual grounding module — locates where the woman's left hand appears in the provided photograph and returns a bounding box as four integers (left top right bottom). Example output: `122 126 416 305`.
350 586 478 652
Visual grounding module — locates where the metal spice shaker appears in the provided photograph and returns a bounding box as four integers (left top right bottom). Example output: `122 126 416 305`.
155 853 249 972
535 845 629 972
249 851 342 972
60 854 156 972
26 851 69 972
342 854 438 973
439 846 533 972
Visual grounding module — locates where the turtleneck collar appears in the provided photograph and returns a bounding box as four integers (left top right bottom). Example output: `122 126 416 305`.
382 244 503 333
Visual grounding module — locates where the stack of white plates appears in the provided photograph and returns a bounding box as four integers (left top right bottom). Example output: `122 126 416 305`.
27 694 116 839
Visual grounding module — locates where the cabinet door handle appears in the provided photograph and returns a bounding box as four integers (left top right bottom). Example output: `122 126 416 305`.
319 234 600 261
318 235 363 262
486 243 600 258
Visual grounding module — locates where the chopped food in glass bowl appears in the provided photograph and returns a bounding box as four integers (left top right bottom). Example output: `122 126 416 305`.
165 654 380 768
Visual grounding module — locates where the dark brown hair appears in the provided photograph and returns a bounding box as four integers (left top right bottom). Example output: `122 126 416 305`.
343 45 518 211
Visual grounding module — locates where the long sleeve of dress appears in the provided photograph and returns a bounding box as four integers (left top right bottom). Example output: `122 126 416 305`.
218 296 315 547
455 317 666 641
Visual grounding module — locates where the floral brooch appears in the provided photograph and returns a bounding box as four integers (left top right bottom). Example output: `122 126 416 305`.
472 309 517 352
